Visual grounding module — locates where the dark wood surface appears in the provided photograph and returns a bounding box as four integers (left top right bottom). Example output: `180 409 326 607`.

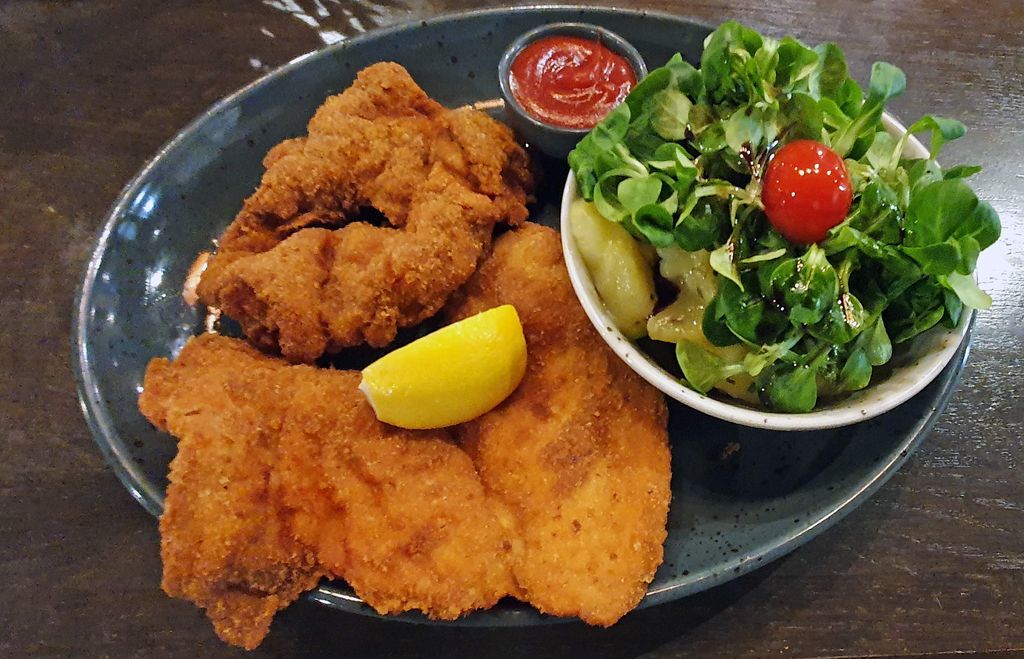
2 1 1021 656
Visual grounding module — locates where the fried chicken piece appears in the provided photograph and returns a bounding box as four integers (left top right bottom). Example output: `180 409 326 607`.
447 224 672 626
197 62 534 362
139 337 323 650
273 371 518 618
139 334 517 649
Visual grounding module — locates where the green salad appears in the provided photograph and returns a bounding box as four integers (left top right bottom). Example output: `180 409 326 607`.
567 21 1001 413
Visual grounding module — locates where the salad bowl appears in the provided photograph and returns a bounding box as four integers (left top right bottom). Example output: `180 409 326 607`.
561 113 973 431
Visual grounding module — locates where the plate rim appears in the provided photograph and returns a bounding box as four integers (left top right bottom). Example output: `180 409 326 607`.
71 4 974 626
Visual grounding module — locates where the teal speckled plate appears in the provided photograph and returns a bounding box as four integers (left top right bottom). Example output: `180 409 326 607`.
72 6 971 626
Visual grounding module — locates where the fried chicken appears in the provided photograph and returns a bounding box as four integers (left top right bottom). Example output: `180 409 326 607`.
273 371 518 618
139 337 323 650
197 62 535 362
139 334 517 649
447 224 672 626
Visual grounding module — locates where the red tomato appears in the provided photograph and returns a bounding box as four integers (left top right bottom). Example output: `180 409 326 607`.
761 140 853 244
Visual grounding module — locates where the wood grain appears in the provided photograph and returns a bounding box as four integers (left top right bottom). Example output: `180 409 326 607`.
1 1 1021 656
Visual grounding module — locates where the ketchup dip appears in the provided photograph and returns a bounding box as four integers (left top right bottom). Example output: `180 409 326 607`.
508 35 638 130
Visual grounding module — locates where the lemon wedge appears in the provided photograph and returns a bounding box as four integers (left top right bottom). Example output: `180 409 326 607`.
359 305 527 429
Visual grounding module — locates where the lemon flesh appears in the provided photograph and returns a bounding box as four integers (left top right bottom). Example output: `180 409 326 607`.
359 305 527 429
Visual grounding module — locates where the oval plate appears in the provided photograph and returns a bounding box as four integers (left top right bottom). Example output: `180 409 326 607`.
73 6 972 626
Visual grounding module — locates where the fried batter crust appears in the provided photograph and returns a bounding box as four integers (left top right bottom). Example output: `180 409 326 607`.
447 224 672 626
140 337 323 650
197 63 534 361
140 335 516 649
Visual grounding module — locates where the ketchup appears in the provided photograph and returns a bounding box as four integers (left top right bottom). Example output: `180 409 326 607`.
509 35 637 130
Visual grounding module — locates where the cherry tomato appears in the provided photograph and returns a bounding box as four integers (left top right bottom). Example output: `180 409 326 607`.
761 140 853 244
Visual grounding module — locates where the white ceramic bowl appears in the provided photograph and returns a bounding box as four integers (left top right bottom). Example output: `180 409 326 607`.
561 114 972 431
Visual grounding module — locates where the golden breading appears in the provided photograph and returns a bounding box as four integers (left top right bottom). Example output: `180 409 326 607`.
139 337 323 650
447 224 672 626
197 63 534 362
139 334 518 649
273 372 518 618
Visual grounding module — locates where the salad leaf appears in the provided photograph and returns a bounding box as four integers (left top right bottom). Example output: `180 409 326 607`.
717 277 788 344
832 319 890 393
885 278 946 343
778 92 824 142
943 287 964 327
650 88 692 140
676 341 745 394
702 294 741 346
944 164 983 180
593 173 629 224
865 130 899 170
740 247 788 266
903 115 966 160
756 360 820 413
944 271 992 310
862 316 893 365
839 347 872 390
568 104 631 199
849 179 901 243
881 115 966 172
808 43 848 100
825 225 921 277
809 292 867 344
717 277 764 342
725 106 767 156
709 238 743 290
675 197 729 251
906 158 943 197
768 244 840 325
742 330 802 376
775 37 819 92
633 204 676 247
700 21 764 105
830 61 906 157
618 176 662 213
903 179 1001 275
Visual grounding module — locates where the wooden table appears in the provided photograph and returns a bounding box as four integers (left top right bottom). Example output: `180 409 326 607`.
2 1 1021 656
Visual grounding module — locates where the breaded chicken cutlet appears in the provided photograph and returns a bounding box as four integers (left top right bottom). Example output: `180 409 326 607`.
447 224 672 626
139 337 323 650
196 62 535 362
139 334 518 649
